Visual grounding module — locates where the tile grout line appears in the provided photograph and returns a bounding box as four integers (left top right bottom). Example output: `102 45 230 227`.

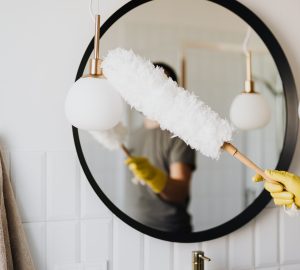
109 216 114 270
253 218 256 269
45 151 48 270
78 160 82 265
112 216 117 270
143 235 147 270
170 242 174 270
227 234 231 270
226 235 229 270
140 232 145 270
277 207 281 266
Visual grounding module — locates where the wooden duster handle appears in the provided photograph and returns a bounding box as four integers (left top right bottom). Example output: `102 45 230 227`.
222 142 277 184
120 144 131 158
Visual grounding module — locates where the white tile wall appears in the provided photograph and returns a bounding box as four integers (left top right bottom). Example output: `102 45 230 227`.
80 219 112 264
46 151 80 221
7 150 300 270
112 216 143 270
202 236 228 270
47 221 80 270
80 171 111 219
54 262 107 270
10 151 46 222
281 265 300 270
228 221 254 269
280 210 300 265
144 236 173 270
255 209 279 268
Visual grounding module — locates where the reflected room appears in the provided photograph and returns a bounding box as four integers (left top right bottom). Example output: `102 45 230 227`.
79 0 285 232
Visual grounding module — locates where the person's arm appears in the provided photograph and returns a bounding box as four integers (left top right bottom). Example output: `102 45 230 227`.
125 156 194 204
159 162 192 204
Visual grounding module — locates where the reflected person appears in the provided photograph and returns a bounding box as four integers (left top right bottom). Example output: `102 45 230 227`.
126 63 196 233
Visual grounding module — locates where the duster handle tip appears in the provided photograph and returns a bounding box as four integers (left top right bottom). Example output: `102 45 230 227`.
120 144 131 157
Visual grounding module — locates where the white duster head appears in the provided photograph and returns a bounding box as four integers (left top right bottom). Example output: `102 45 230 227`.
102 48 234 159
89 122 127 150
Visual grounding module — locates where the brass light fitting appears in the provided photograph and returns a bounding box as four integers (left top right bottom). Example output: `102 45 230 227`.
180 42 259 92
88 14 103 77
244 51 255 93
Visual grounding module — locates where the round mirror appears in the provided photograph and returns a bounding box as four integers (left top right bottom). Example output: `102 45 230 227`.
74 0 298 242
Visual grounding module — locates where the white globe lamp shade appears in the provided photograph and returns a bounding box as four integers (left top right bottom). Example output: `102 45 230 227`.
230 93 271 130
65 77 123 131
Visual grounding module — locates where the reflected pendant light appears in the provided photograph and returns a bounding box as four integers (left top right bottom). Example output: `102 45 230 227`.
230 51 271 130
65 15 123 131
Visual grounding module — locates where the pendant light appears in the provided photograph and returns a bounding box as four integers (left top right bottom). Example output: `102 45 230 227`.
65 14 123 131
230 29 271 130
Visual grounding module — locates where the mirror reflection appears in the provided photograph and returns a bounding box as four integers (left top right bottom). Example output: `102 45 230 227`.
79 0 285 232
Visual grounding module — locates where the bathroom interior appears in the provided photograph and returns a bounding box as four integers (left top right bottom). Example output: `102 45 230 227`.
0 0 300 269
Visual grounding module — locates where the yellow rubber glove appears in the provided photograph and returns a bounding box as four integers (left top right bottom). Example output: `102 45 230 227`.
125 156 167 193
253 170 300 208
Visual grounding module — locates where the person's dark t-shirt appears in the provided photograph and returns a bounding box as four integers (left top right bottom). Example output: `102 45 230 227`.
129 127 196 233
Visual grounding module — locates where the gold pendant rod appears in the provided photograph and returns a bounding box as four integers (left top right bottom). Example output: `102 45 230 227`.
94 15 100 60
89 14 102 77
244 50 255 93
246 51 252 81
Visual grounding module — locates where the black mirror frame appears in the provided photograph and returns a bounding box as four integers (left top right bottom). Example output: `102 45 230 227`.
72 0 298 242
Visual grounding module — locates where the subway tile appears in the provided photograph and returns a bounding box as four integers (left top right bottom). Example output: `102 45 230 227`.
144 235 172 270
84 265 107 270
23 222 46 270
10 151 46 222
174 242 200 270
228 221 254 270
281 265 300 270
54 265 82 270
84 263 107 270
81 219 112 264
54 262 107 270
255 208 279 267
47 151 80 220
47 221 80 270
203 236 228 270
80 171 111 219
112 216 143 270
280 209 300 264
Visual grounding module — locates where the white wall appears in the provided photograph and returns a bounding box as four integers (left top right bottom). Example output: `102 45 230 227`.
1 0 300 269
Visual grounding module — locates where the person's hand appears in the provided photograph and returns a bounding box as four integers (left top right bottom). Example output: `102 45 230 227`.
125 156 167 193
253 170 300 208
